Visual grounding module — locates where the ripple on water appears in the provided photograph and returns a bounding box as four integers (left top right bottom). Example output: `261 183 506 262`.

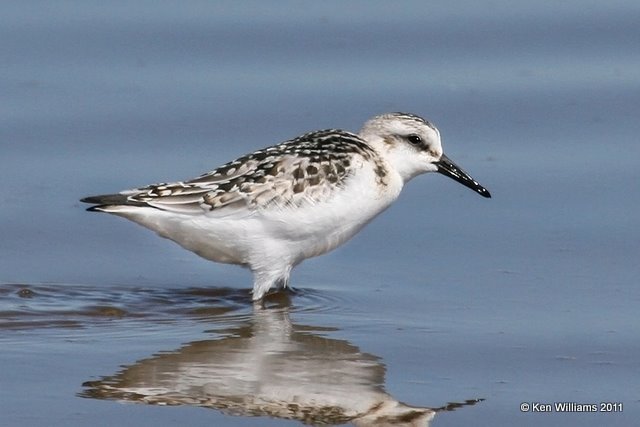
285 286 355 315
0 283 353 332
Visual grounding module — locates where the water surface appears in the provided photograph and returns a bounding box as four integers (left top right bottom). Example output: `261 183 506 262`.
1 1 639 426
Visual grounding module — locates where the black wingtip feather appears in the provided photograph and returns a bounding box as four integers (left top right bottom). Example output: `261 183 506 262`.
80 194 149 211
80 194 130 205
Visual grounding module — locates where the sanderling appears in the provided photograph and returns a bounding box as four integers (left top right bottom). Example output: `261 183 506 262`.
82 112 490 301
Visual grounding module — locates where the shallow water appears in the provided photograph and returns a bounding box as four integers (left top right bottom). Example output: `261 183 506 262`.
1 283 483 426
2 1 639 426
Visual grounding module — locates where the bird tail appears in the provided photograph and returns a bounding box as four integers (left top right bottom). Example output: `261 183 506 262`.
80 194 147 212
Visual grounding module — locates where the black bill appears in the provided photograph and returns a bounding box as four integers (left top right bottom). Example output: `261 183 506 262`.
435 154 491 198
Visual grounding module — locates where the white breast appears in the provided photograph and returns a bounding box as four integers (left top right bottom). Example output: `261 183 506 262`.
254 159 404 264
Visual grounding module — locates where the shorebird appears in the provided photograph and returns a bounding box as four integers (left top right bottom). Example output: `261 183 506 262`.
81 113 490 300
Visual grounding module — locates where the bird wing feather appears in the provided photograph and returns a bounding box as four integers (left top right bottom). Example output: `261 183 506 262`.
82 130 383 217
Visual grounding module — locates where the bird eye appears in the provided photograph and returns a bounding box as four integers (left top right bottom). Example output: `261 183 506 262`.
407 134 422 145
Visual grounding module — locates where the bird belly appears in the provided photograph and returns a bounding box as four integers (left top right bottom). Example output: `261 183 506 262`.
104 207 255 265
101 167 403 270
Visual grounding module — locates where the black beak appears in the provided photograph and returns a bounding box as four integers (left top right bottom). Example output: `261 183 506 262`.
435 154 491 198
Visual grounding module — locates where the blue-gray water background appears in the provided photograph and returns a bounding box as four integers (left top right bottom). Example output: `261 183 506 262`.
1 1 638 426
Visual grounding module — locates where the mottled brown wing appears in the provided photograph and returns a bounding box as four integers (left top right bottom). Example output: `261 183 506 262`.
118 130 376 215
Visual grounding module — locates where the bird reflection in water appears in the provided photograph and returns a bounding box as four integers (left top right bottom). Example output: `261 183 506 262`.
80 291 481 426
